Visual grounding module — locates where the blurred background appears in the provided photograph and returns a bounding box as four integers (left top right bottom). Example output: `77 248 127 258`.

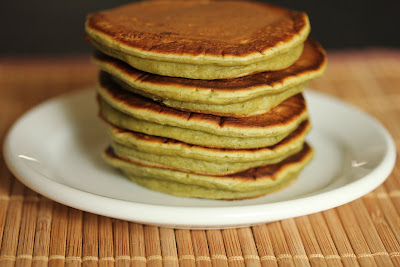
1 0 400 56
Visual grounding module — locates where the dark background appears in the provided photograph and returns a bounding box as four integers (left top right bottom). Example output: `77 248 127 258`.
2 0 400 56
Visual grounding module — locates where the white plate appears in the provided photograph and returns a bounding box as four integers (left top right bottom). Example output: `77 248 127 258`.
3 89 396 229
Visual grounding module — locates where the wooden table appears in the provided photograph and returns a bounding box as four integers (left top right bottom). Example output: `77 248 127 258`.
0 50 399 266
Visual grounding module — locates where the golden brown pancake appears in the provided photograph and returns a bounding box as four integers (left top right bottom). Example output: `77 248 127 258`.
108 120 310 163
92 39 326 116
98 73 308 137
97 74 309 149
85 0 310 79
109 120 310 175
103 143 314 199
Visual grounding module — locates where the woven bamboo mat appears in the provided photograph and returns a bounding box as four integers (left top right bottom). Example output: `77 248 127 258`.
0 50 399 266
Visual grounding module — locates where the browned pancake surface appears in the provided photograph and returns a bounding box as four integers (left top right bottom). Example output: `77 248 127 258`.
94 39 325 91
99 73 307 129
105 143 312 181
87 0 308 57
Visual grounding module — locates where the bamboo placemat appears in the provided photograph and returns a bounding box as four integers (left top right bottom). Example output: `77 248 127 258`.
0 50 399 266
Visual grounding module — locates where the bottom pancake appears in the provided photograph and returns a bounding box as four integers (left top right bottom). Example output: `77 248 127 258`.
126 172 298 200
103 143 313 200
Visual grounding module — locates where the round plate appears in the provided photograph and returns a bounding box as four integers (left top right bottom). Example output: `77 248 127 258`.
3 89 396 229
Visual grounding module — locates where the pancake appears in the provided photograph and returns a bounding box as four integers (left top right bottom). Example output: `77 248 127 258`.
98 77 309 149
110 121 310 175
109 120 310 163
110 74 307 117
111 140 304 175
85 0 310 79
98 73 308 138
103 143 314 200
92 39 326 116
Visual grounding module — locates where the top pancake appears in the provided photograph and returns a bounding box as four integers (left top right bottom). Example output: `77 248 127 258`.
86 0 310 79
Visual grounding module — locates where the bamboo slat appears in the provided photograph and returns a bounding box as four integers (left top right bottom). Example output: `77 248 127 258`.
98 217 114 267
363 193 400 266
206 230 229 267
237 227 261 267
144 226 162 267
32 197 53 267
82 212 98 267
308 213 342 266
159 228 178 267
267 221 295 266
252 224 278 267
0 50 399 266
294 216 328 267
175 229 196 267
280 219 310 267
48 204 67 267
15 189 38 267
349 199 394 266
0 180 25 267
335 205 377 266
322 210 360 267
113 220 130 267
66 209 83 267
190 230 211 267
221 229 245 267
0 166 12 253
129 223 146 267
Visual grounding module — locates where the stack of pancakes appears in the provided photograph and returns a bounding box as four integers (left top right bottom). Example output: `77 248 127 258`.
85 0 326 200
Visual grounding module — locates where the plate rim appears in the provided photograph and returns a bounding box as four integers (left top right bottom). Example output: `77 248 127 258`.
3 89 397 229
